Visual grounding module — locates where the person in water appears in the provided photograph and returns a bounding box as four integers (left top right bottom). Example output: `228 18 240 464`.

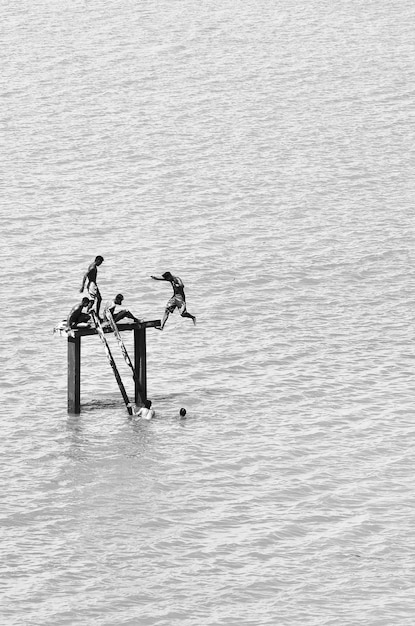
103 294 141 324
66 297 91 329
179 408 187 418
135 400 155 420
80 255 104 318
151 271 196 330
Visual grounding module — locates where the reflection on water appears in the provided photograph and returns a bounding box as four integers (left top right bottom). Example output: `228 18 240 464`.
2 0 415 623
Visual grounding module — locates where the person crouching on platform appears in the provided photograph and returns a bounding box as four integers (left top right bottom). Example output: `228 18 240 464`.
103 294 141 325
66 297 91 330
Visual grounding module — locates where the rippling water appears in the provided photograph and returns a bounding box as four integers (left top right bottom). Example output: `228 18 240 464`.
2 0 415 624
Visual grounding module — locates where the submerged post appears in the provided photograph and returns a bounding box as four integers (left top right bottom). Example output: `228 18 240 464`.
68 335 81 414
134 327 147 403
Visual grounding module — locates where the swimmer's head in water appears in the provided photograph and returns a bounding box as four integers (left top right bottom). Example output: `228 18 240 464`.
179 408 186 417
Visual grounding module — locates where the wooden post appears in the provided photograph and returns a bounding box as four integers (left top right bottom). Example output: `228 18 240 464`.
134 328 147 404
59 320 159 413
68 335 81 414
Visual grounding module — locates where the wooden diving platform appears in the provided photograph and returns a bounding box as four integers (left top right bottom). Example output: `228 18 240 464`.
54 320 161 414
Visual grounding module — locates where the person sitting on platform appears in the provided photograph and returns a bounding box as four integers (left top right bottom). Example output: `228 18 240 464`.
66 297 91 330
134 400 155 421
103 293 141 325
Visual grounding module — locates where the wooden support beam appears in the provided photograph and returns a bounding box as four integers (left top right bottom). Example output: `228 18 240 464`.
60 319 161 338
134 328 147 404
57 319 160 413
68 335 81 414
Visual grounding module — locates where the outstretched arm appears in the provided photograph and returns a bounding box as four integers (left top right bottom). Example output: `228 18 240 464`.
151 275 167 281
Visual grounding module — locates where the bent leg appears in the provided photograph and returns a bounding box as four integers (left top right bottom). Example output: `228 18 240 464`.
114 309 139 323
179 302 196 325
95 289 102 318
79 312 91 323
70 312 91 328
87 283 99 315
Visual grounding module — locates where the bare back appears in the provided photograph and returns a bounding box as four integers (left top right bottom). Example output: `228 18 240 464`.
86 262 98 285
170 275 185 299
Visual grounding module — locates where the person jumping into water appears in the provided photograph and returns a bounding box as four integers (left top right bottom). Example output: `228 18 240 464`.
80 255 104 318
151 271 196 330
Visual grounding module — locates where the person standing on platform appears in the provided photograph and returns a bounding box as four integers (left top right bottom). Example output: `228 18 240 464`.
80 255 104 318
66 297 91 330
103 294 141 324
151 271 196 330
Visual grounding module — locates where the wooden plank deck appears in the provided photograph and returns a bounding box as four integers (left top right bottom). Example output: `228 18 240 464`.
54 319 161 338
